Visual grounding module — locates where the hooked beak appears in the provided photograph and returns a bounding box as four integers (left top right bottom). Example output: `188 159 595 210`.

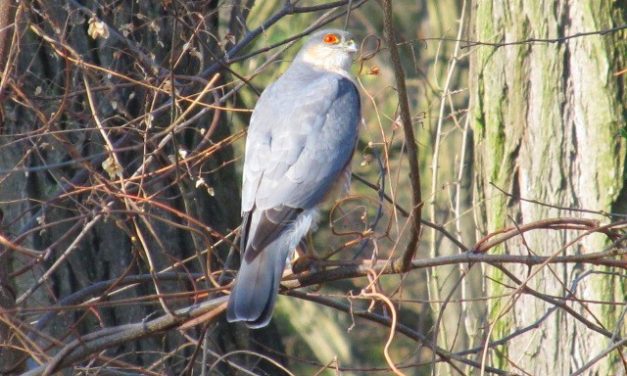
344 39 358 53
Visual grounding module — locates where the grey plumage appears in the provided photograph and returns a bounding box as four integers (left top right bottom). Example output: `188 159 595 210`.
227 29 361 328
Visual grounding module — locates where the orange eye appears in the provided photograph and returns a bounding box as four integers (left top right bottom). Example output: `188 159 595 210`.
323 33 340 44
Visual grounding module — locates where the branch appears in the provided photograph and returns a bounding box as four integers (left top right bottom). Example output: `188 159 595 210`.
56 1 167 76
20 217 625 374
352 173 469 252
395 24 627 50
473 218 625 253
199 0 368 78
22 296 228 376
287 290 513 375
287 246 625 289
571 338 627 376
382 0 423 272
226 0 370 64
493 265 616 339
460 24 627 49
287 217 626 288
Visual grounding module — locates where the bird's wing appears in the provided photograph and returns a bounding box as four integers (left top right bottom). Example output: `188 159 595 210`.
240 72 360 257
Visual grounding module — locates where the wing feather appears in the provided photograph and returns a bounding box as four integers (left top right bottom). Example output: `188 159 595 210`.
243 206 303 262
240 68 360 258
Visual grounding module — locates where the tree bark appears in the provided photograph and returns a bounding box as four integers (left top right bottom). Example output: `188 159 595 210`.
0 1 245 373
470 1 626 374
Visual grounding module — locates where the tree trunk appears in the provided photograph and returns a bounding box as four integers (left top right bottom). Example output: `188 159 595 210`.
470 1 626 374
0 1 248 373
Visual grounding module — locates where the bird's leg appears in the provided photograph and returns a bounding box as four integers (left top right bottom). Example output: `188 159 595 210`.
291 233 320 274
296 237 309 259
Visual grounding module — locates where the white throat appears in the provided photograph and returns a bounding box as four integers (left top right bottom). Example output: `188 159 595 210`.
296 46 354 76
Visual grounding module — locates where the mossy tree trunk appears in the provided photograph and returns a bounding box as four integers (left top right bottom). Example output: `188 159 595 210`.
470 1 626 374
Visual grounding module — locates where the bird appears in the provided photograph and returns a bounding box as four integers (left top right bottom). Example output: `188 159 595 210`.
226 29 362 328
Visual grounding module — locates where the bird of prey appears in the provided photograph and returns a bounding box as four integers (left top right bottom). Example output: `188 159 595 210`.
226 29 361 328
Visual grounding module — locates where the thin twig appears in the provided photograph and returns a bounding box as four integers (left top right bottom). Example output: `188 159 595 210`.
382 0 423 272
394 24 627 49
288 290 512 375
24 297 228 376
570 338 627 376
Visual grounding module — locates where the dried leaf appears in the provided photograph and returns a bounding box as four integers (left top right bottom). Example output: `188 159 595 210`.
87 17 110 40
102 156 122 179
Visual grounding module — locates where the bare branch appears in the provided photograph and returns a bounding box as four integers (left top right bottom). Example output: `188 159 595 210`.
382 0 423 272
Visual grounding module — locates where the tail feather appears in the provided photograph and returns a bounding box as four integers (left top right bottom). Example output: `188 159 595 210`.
226 240 290 329
227 208 316 328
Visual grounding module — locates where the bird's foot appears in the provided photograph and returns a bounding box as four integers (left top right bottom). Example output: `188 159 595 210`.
291 254 322 274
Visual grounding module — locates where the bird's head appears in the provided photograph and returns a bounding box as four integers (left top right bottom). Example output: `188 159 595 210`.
295 29 358 74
